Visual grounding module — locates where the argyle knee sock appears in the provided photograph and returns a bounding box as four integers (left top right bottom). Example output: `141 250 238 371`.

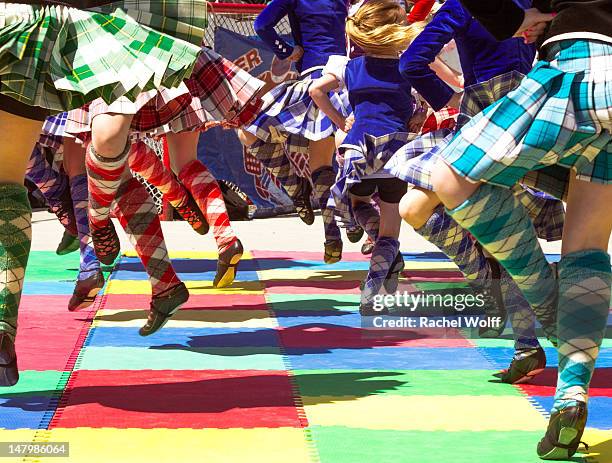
311 166 341 242
113 177 181 297
498 266 540 349
416 205 489 284
250 140 302 198
26 144 76 236
86 141 130 229
178 160 237 252
553 250 611 412
512 184 564 242
69 174 101 280
446 183 557 341
362 237 400 304
0 185 32 337
128 141 195 211
353 201 380 241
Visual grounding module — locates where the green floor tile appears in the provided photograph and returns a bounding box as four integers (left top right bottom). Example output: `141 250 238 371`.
0 370 66 397
293 370 523 398
26 251 113 282
309 427 590 463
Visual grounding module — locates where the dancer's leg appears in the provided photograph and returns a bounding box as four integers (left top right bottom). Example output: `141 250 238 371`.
310 137 342 263
26 144 77 237
538 177 612 459
86 114 133 264
433 162 558 344
113 176 188 336
128 139 208 234
64 139 104 311
171 132 243 288
0 110 42 386
245 136 314 225
360 196 402 314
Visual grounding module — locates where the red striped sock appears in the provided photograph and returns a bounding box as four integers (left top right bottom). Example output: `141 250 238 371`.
86 142 129 229
112 176 181 297
128 141 190 207
179 160 237 252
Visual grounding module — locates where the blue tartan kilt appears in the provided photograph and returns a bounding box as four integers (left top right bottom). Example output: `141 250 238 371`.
244 69 351 143
384 70 567 241
441 39 612 188
38 113 68 150
330 132 416 225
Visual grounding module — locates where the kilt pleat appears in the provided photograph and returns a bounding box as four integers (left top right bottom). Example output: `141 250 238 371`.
244 69 351 143
441 39 612 188
0 2 205 112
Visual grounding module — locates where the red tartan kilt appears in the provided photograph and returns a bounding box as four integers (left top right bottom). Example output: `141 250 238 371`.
131 93 193 132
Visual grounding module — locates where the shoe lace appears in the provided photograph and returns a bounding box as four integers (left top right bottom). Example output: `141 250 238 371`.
49 191 76 233
93 223 117 256
175 199 203 228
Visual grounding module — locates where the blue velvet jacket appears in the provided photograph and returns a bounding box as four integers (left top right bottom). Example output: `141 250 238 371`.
399 0 535 110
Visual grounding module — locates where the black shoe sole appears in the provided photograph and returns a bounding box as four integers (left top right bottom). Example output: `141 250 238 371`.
139 302 187 337
69 284 104 311
214 251 243 288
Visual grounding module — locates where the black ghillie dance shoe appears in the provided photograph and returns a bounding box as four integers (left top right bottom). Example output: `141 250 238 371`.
0 332 18 387
537 402 588 460
324 239 343 264
497 346 546 384
213 239 244 288
293 179 314 226
139 283 189 336
69 270 105 311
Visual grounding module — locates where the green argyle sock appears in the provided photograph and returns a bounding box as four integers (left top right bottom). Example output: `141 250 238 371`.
447 183 557 344
0 184 32 337
553 249 611 412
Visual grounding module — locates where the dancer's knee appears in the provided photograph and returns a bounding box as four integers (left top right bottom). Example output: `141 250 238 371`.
399 188 439 229
91 115 131 158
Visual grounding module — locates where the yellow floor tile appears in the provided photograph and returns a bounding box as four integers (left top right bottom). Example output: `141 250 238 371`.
105 280 264 295
32 428 311 463
582 429 612 463
0 429 41 463
93 309 277 328
303 395 548 431
122 251 253 260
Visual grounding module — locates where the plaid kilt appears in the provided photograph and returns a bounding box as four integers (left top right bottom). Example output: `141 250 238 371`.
38 112 67 150
244 69 351 143
442 40 612 189
386 71 566 241
330 133 416 225
0 2 204 113
149 47 265 135
385 129 455 190
64 84 192 139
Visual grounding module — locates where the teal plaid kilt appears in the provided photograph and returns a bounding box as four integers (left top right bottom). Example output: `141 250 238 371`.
386 70 566 241
442 39 612 189
0 1 206 112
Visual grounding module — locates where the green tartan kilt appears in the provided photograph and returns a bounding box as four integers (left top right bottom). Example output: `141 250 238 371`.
0 1 207 113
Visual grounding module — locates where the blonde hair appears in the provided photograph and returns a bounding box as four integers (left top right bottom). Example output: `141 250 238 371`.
346 0 424 55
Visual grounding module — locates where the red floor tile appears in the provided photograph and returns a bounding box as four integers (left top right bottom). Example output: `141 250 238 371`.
51 370 303 429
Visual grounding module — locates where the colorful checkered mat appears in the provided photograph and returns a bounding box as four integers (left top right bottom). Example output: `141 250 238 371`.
1 250 610 462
